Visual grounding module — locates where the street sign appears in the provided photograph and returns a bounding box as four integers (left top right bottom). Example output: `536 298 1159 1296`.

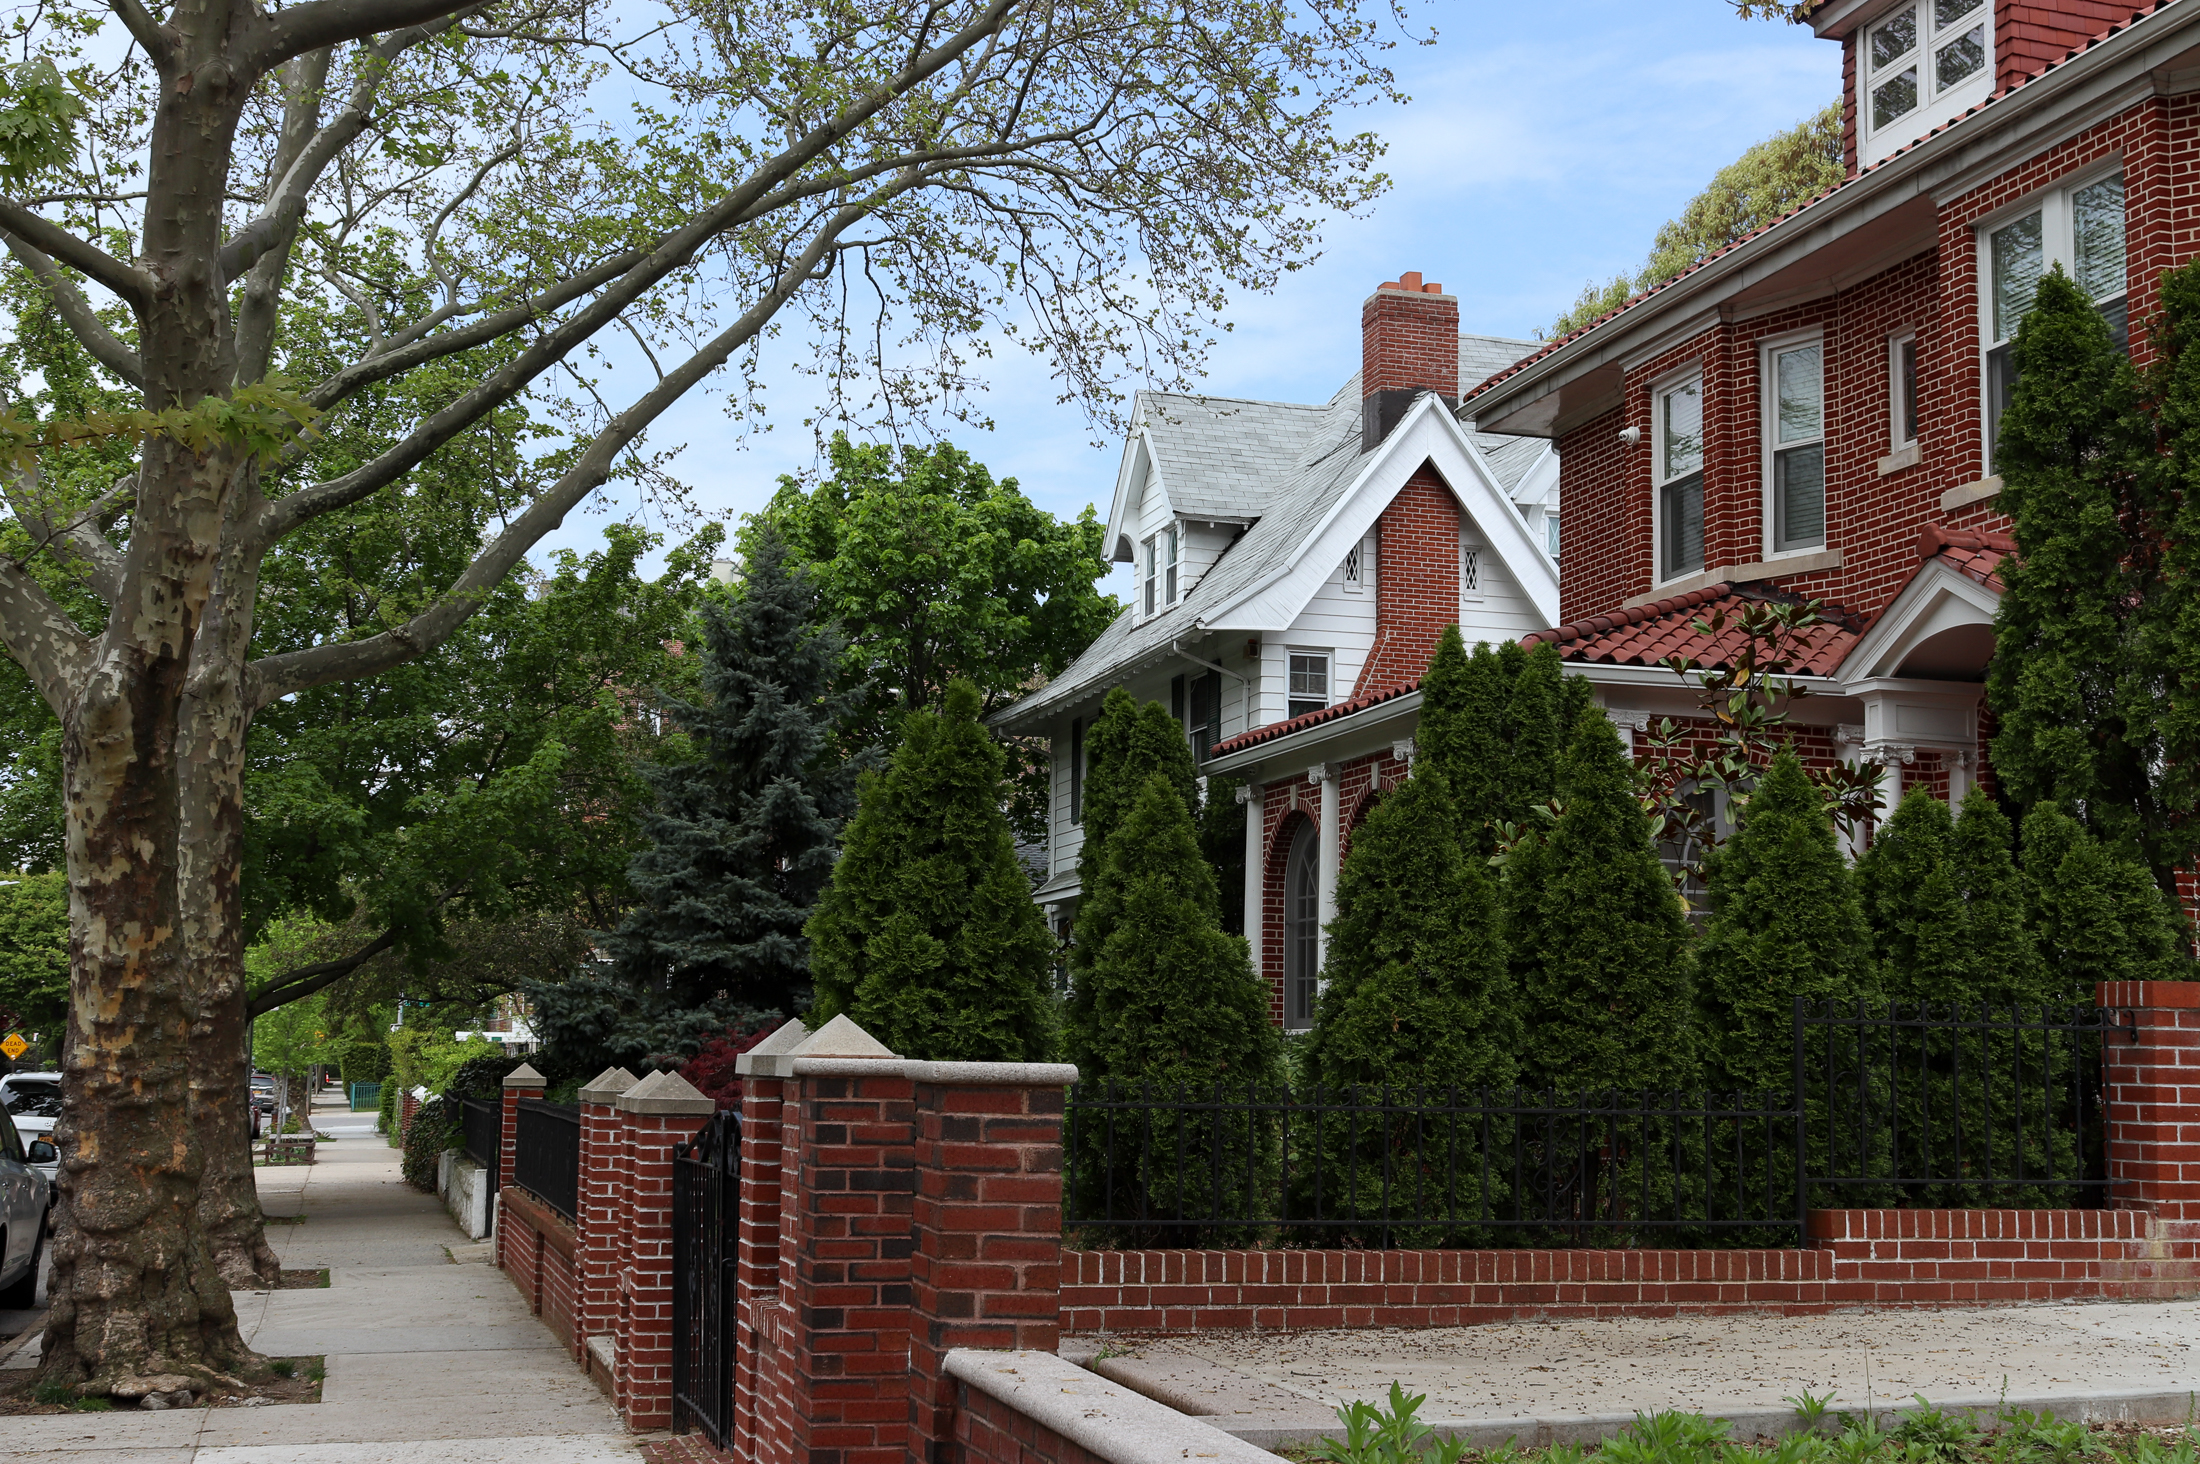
0 1032 27 1060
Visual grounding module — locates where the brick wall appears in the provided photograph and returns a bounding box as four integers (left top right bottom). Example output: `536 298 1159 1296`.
1257 750 1410 1020
955 1382 1114 1464
1059 1210 2200 1332
1996 0 2150 93
1355 467 1461 696
1361 280 1458 399
500 1185 581 1348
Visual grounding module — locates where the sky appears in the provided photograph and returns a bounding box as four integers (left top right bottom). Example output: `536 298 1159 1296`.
543 0 1841 604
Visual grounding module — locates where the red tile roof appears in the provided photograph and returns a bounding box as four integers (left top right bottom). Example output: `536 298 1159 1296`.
1207 677 1422 759
1522 585 1863 676
1458 0 2178 411
1918 524 2015 591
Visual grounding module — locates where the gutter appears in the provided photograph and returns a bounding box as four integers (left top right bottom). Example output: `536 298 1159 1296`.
1203 689 1424 777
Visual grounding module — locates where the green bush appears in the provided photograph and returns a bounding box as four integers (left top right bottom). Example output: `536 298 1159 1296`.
441 1051 526 1101
376 1079 398 1141
401 1095 455 1192
339 1040 392 1082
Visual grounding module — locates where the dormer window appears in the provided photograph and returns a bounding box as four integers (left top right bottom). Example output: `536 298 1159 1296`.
1861 0 1992 166
1143 537 1157 615
1165 526 1179 604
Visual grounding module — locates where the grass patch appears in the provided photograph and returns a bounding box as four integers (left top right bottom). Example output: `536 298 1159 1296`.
268 1359 295 1379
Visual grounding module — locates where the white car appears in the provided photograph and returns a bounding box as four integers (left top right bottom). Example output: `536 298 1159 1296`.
0 1109 49 1307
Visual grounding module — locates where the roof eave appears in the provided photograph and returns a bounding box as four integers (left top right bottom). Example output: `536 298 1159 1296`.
1203 690 1424 777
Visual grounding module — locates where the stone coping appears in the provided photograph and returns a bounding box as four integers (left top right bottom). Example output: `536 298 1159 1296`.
943 1349 1286 1464
502 1062 547 1089
788 1056 1079 1086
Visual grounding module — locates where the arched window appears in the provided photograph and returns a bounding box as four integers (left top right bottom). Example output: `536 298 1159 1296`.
1284 820 1319 1030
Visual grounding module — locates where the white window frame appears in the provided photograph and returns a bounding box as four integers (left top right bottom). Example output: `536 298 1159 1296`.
1651 367 1707 585
1459 534 1484 603
1164 524 1180 605
1545 512 1560 560
1340 536 1365 594
1859 0 1994 169
1285 648 1332 720
1141 535 1157 617
1973 162 2128 475
1889 331 1919 451
1759 328 1828 559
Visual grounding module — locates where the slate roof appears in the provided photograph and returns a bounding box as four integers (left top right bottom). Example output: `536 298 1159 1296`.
1523 585 1863 676
995 337 1546 731
1458 0 2183 414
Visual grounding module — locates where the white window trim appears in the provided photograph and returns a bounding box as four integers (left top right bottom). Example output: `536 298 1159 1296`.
1164 524 1180 606
1859 0 1994 169
1284 647 1333 718
1651 365 1707 587
1972 159 2127 478
1888 330 1919 451
1340 535 1366 595
1758 328 1828 561
1141 535 1157 619
1459 533 1485 603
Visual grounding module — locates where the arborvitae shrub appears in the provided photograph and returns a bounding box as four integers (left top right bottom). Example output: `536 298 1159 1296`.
1301 767 1516 1240
1856 789 1967 1005
1197 771 1247 936
2022 803 2185 997
1505 712 1697 1094
1065 773 1285 1240
1949 788 2044 1002
806 680 1057 1061
1698 749 1870 1094
1418 628 1578 853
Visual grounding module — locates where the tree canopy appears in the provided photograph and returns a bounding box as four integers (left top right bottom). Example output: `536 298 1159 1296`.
1549 105 1843 338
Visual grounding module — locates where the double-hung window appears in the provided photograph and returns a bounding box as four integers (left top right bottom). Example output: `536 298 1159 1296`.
1982 171 2127 466
1862 0 1992 165
1164 526 1179 604
1890 333 1919 449
1764 337 1826 553
1287 652 1329 720
1142 536 1157 616
1656 376 1706 581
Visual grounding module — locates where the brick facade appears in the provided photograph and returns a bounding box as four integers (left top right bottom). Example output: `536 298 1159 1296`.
1257 747 1411 1022
1354 467 1462 696
499 1185 581 1346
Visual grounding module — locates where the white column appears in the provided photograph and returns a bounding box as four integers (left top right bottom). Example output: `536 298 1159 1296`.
1239 782 1263 973
1948 750 1970 804
1835 725 1868 861
1313 763 1340 984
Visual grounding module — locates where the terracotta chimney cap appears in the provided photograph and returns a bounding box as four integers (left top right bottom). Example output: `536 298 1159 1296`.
1377 272 1445 295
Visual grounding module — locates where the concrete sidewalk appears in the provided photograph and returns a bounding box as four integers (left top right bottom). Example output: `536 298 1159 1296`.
1073 1301 2200 1451
12 1086 639 1463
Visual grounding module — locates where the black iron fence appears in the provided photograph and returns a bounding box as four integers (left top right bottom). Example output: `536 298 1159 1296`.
513 1100 580 1225
1797 998 2113 1208
461 1096 500 1190
672 1110 741 1448
1064 1000 2118 1247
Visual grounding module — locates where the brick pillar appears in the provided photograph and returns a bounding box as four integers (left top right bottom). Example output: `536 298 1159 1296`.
616 1070 714 1433
497 1064 545 1274
579 1066 637 1377
907 1061 1076 1464
733 1019 809 1464
781 1048 916 1464
2102 981 2200 1220
399 1084 420 1139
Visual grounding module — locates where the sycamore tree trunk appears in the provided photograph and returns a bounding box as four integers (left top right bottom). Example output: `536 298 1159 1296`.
38 40 264 1394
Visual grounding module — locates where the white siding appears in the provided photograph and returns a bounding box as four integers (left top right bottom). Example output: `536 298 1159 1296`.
1458 511 1549 645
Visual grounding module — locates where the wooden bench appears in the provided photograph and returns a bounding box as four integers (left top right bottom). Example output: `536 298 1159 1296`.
262 1134 317 1165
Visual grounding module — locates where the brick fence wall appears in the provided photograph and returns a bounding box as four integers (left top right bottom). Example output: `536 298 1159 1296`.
1060 1209 2200 1333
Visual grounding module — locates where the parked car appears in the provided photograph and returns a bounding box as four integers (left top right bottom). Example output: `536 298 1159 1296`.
11 1112 55 1224
0 1072 61 1118
0 1109 50 1307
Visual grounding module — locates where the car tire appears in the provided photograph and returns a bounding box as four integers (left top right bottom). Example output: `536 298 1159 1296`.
0 1226 39 1309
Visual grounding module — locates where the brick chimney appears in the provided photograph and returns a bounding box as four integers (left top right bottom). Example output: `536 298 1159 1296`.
1362 272 1458 451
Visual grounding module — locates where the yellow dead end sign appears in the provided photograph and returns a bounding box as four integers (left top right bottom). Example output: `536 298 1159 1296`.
0 1033 27 1060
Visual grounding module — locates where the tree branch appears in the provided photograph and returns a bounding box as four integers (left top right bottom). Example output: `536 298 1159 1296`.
1 462 130 601
1 232 144 385
246 926 402 1017
0 200 154 306
248 208 862 706
247 0 490 74
0 553 92 711
107 0 173 66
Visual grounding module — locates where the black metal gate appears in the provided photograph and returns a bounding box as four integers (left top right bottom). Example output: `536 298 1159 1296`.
671 1109 741 1446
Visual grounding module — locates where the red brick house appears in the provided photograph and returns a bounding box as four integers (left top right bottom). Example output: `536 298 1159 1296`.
1451 0 2200 880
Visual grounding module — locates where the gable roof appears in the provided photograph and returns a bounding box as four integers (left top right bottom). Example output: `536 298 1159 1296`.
993 343 1553 734
1917 524 2015 592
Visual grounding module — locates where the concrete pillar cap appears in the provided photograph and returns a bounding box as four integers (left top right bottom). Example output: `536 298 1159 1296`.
743 1013 899 1078
733 1017 813 1077
791 1013 897 1059
501 1063 547 1090
617 1067 716 1116
579 1067 637 1103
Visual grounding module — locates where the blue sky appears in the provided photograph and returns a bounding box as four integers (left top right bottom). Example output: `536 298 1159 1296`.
549 0 1839 602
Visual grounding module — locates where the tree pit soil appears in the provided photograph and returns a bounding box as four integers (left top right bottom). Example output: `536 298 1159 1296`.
0 1356 325 1413
269 1267 329 1289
